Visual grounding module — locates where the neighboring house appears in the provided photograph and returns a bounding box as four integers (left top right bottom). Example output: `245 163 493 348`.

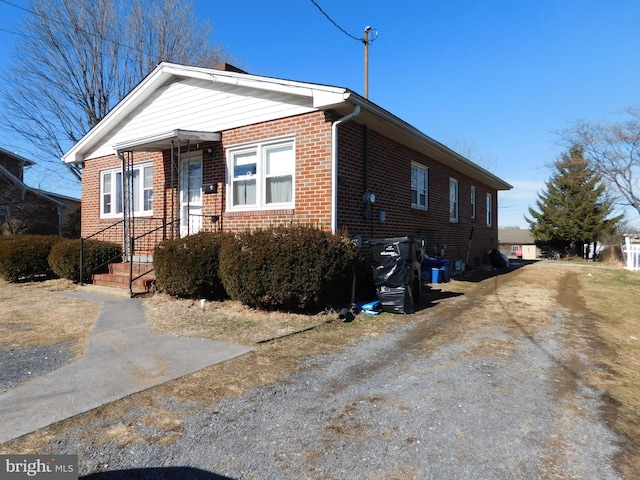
0 147 79 236
62 62 511 271
498 228 539 260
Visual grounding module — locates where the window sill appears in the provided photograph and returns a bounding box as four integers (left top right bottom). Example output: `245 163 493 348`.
100 212 153 220
225 208 295 217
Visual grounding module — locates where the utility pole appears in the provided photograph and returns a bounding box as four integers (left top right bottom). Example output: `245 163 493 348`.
364 26 371 99
363 26 378 99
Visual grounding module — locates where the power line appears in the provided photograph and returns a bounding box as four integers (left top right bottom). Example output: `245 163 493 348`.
308 0 364 42
0 0 151 57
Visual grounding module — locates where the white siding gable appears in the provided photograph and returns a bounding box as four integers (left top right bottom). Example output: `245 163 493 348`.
86 77 316 159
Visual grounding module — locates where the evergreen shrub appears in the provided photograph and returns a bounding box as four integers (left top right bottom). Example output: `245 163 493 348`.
0 235 61 282
218 226 360 312
154 231 230 299
48 239 121 283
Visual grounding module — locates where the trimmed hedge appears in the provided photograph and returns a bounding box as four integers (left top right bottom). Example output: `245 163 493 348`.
48 239 122 283
153 231 230 299
218 226 359 312
0 235 60 282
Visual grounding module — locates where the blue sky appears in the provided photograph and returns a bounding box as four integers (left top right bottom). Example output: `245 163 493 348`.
2 0 640 228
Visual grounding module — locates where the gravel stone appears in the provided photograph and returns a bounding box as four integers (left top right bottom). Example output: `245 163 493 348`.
0 342 74 392
64 311 621 479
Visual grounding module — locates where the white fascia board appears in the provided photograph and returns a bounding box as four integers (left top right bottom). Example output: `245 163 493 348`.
63 65 174 164
63 62 349 164
163 63 348 101
113 130 221 152
312 89 351 108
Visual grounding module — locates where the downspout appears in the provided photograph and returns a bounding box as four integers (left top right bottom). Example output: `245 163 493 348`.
331 105 361 234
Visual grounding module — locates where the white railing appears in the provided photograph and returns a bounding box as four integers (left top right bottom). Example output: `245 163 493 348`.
623 237 640 271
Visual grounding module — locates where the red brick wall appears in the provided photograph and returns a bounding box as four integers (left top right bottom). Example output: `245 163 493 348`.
81 151 164 244
335 122 499 266
80 109 499 265
219 110 333 231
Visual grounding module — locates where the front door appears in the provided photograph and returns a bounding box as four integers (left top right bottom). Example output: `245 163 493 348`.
180 152 203 237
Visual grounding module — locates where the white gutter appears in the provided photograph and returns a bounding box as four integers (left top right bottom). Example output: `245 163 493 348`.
331 105 361 233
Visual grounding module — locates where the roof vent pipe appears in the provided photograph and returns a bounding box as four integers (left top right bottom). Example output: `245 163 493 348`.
331 105 361 233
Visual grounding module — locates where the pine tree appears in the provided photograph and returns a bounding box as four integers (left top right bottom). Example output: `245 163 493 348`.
526 146 621 256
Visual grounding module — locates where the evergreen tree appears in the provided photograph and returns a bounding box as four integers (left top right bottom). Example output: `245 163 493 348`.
526 146 621 256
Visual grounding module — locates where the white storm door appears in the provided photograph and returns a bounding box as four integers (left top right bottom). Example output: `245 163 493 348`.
180 153 203 237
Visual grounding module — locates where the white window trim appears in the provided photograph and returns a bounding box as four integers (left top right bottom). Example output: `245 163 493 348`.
471 186 477 219
486 193 493 227
449 178 459 223
411 162 428 210
226 136 296 212
100 162 153 219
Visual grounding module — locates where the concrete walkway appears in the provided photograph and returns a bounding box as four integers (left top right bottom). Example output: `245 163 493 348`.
0 290 253 444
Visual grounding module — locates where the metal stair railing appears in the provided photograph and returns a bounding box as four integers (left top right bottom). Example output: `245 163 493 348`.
79 220 125 286
127 218 180 294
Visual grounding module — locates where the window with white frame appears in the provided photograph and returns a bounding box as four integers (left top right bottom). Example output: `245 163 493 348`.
100 163 153 218
486 192 493 226
449 178 459 223
471 186 477 219
411 162 428 209
228 137 295 210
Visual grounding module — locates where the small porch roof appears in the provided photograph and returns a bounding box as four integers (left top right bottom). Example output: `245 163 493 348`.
112 129 221 152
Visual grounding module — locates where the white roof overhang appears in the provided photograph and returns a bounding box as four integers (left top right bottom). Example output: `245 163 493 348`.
62 63 349 164
328 94 512 191
113 129 221 152
61 62 511 191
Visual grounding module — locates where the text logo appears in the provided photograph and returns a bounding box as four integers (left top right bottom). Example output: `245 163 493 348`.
1 455 78 479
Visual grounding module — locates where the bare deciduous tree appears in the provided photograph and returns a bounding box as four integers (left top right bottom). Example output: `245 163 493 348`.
0 0 230 181
562 106 640 218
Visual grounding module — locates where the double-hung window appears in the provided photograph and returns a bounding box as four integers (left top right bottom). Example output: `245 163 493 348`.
411 162 428 210
449 178 459 223
228 137 295 210
100 163 153 218
486 193 493 226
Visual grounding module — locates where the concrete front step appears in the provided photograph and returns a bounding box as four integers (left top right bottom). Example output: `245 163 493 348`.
92 262 155 293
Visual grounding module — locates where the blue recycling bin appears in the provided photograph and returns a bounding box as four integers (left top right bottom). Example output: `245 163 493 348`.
431 267 441 284
423 257 451 283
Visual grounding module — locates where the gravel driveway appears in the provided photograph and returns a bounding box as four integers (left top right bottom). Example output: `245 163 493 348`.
2 263 625 479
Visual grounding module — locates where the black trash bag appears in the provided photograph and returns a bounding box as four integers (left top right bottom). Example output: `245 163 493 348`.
376 285 414 314
488 249 507 268
373 256 410 287
373 256 414 314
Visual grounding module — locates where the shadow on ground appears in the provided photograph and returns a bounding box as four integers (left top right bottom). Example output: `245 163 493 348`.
451 260 535 283
81 467 234 480
410 260 535 313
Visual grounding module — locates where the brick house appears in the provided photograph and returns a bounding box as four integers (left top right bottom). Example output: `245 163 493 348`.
62 62 511 288
1 147 80 236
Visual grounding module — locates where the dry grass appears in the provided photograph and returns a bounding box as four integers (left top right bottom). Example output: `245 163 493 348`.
571 265 640 478
2 262 640 478
143 294 337 345
0 279 100 358
0 283 413 453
